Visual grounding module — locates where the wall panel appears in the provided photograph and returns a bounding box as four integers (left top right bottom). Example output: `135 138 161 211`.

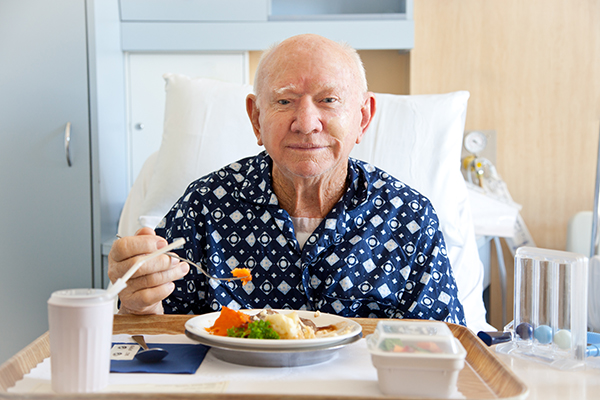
410 0 600 327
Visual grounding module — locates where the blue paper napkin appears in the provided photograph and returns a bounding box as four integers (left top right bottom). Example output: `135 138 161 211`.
110 342 210 374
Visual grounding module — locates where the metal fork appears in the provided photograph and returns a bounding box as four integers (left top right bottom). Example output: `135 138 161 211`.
115 235 245 282
166 251 244 282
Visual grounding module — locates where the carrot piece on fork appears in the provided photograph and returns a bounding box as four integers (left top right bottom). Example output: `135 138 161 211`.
231 268 252 285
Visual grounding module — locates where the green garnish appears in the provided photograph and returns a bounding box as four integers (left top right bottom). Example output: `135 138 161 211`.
380 338 404 351
227 320 280 339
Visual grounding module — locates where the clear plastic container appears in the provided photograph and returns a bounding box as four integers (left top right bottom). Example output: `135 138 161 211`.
496 247 588 370
366 320 466 398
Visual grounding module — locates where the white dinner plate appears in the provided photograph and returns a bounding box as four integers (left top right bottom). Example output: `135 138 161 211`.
185 309 362 350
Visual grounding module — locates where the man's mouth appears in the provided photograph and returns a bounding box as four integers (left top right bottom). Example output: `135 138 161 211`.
288 143 325 150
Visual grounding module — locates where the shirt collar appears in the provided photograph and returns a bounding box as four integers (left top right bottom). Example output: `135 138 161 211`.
237 151 279 207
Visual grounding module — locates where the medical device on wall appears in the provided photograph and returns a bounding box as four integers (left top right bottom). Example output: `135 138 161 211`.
462 130 508 200
461 130 535 254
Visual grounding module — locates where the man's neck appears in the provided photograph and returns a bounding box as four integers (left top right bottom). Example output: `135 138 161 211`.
272 165 348 219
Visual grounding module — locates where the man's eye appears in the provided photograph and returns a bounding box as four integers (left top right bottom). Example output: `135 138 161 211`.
323 97 337 103
277 99 290 105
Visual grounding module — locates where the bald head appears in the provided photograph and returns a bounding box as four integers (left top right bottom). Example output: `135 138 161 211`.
253 34 368 104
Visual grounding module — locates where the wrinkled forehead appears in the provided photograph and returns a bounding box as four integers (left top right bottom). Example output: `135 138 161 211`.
271 80 349 96
257 45 360 100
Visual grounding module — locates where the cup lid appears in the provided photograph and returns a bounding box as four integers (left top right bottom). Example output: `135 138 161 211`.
48 288 113 306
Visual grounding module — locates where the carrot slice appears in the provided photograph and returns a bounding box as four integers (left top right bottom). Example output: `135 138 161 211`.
205 306 251 336
232 268 252 285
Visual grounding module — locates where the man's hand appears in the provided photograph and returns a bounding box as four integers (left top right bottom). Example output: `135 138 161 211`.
108 227 189 315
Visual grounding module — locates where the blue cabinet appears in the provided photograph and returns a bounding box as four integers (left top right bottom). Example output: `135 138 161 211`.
119 0 414 51
0 0 98 364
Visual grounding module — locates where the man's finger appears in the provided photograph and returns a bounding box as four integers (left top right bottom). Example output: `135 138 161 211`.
124 261 189 291
119 282 176 314
110 235 167 264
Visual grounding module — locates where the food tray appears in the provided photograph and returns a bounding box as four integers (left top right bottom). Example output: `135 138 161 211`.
0 315 529 399
446 323 528 399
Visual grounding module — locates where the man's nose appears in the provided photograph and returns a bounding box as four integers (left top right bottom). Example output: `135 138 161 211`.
291 98 323 134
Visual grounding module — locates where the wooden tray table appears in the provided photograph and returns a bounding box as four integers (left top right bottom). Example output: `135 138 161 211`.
0 315 528 399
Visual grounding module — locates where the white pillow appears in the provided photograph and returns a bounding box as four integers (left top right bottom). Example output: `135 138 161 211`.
138 73 262 220
352 92 470 248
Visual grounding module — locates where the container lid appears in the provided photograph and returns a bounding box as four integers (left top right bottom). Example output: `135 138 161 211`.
376 320 453 337
366 320 465 357
515 246 588 264
48 288 113 306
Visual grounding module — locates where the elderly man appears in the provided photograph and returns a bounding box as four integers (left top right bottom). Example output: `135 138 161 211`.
109 34 466 325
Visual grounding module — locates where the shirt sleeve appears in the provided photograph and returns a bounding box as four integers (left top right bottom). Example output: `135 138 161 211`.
155 186 209 315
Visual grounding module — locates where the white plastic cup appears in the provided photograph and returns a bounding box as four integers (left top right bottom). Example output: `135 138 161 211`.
47 288 114 393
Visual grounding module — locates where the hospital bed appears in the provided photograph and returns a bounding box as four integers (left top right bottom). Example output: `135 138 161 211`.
117 73 493 332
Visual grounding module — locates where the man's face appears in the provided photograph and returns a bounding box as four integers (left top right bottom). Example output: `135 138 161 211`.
247 41 372 181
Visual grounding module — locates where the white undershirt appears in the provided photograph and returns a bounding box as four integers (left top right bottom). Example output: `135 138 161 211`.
291 217 323 250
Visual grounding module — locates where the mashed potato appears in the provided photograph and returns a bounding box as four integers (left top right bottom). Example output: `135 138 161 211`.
262 311 316 340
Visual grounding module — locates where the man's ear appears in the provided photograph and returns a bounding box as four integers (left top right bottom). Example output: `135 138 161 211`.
356 92 376 144
246 94 263 146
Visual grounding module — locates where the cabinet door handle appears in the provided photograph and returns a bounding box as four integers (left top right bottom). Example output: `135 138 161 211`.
64 122 72 167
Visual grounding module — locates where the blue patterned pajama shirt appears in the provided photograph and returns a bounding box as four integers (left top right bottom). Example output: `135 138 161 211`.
156 151 466 325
